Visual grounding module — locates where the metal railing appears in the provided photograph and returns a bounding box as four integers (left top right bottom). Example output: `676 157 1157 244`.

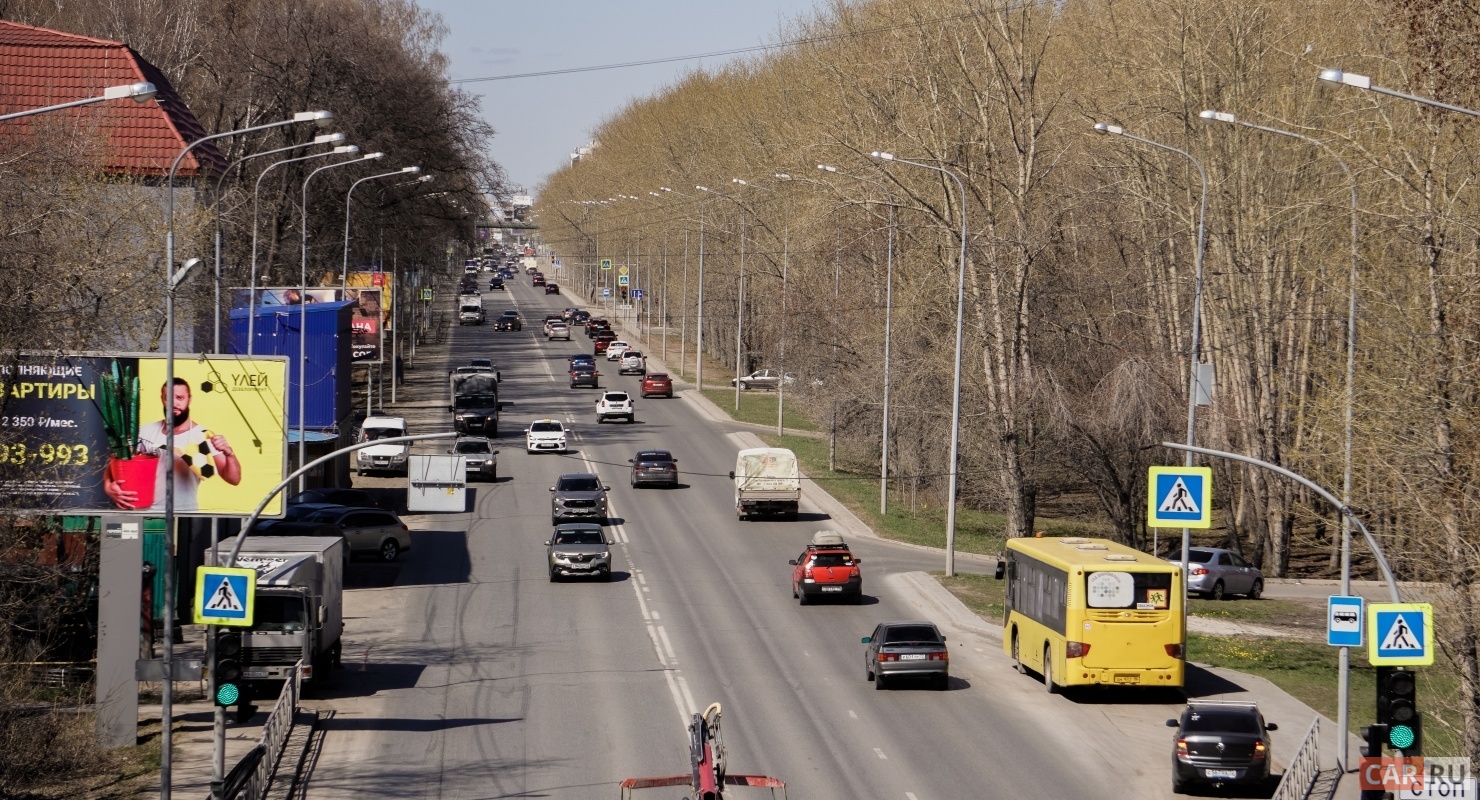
213 660 302 800
1272 716 1322 800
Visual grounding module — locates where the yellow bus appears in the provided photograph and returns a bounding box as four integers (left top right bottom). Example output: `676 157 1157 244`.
995 536 1184 691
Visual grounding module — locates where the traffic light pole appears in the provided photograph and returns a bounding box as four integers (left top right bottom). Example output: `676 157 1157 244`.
1160 442 1403 775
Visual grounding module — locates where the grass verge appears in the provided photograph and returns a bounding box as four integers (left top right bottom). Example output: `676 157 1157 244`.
698 389 817 432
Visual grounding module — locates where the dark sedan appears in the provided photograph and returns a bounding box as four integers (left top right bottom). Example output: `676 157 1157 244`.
570 364 600 389
629 450 679 488
494 310 523 331
1169 701 1276 794
544 283 560 294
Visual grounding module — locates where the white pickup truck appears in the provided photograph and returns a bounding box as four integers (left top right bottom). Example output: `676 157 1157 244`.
730 447 801 520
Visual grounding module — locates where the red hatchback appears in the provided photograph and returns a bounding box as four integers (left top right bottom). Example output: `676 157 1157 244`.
641 372 673 398
789 531 863 604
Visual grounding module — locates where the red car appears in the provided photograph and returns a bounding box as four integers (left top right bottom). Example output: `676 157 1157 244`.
789 531 862 604
641 372 673 398
594 334 616 355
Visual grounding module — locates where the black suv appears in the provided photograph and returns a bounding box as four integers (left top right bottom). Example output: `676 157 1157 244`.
494 310 522 331
489 276 504 290
1168 701 1277 794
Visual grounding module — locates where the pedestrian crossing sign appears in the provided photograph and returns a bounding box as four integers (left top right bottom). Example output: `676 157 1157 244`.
192 566 256 627
1147 466 1213 529
1368 603 1433 666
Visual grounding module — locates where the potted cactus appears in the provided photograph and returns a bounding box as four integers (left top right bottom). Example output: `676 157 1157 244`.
99 360 158 509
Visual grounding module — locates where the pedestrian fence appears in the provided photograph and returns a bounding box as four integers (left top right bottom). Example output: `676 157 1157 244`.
1271 716 1322 800
209 660 302 800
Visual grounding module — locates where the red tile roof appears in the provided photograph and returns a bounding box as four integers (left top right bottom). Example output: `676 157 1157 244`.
0 20 225 178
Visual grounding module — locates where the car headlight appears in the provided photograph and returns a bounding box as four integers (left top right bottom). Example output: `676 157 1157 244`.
599 551 610 560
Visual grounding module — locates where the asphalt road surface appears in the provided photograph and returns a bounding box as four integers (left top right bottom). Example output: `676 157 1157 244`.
298 277 1160 800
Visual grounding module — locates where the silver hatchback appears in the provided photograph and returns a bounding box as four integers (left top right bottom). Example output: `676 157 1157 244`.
1170 547 1264 600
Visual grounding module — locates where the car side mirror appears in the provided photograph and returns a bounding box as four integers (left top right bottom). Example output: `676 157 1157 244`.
628 459 635 463
994 561 1006 580
728 471 736 479
941 635 947 641
548 487 556 492
1165 719 1179 728
545 539 553 546
606 539 616 546
860 637 871 644
1265 723 1278 731
602 486 610 492
492 450 500 455
788 559 797 566
854 559 862 564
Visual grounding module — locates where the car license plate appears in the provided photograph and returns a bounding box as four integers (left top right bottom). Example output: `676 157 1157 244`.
1113 673 1138 684
567 563 591 570
821 586 842 592
243 670 270 678
374 458 388 464
1204 769 1238 779
899 654 928 661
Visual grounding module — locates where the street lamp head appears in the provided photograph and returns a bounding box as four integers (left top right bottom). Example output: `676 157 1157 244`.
364 152 385 161
293 110 335 127
1199 109 1237 123
1319 68 1371 89
660 186 674 192
1092 122 1124 135
314 132 347 145
869 151 895 161
817 164 838 173
695 185 710 192
401 166 421 173
417 175 434 183
333 145 360 154
103 81 158 103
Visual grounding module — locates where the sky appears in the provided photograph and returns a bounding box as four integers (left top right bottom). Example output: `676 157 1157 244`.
416 0 829 196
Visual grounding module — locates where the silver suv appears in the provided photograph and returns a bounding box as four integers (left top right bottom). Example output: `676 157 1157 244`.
550 473 609 525
546 524 613 581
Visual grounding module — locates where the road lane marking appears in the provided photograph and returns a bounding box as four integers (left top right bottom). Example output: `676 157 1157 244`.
874 748 888 760
629 567 654 620
675 673 697 716
849 710 858 719
662 669 690 727
647 625 669 666
541 354 555 382
636 573 646 586
906 793 919 800
656 625 677 663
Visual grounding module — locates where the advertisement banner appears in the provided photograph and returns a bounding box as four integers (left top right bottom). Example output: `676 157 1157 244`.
0 354 288 516
344 287 383 363
344 270 393 332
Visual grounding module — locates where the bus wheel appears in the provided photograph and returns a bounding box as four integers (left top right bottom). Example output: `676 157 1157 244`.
1011 631 1025 674
1043 646 1057 694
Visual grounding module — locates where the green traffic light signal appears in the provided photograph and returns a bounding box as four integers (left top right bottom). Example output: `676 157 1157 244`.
213 628 243 708
1389 724 1415 749
215 682 240 706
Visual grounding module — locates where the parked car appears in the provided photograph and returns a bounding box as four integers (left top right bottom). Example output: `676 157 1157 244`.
451 437 498 481
525 419 569 453
287 488 383 509
732 369 793 391
618 351 646 375
1168 701 1276 794
570 364 600 389
547 322 571 341
1168 547 1264 600
545 524 613 582
549 473 609 525
302 506 412 562
494 310 523 331
545 283 560 295
790 531 863 604
250 502 348 532
629 449 678 488
862 620 949 690
596 391 635 423
640 372 673 398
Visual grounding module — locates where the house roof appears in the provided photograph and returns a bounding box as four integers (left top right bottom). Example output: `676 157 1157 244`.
0 20 225 178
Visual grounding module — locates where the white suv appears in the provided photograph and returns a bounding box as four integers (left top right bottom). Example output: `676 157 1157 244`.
618 351 646 375
595 392 635 423
605 341 630 360
547 322 570 341
525 419 569 453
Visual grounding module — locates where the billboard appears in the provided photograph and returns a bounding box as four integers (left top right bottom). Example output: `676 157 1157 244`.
344 287 382 363
233 286 383 363
0 354 288 516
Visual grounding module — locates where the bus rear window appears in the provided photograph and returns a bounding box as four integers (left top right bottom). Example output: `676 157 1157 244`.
1087 571 1173 609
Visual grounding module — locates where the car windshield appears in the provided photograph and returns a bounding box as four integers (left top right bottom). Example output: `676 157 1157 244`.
455 394 497 408
556 476 601 492
553 529 604 546
455 441 491 454
470 360 491 367
530 422 563 433
362 427 401 441
1184 709 1261 734
811 553 854 567
501 310 518 316
646 374 669 381
883 625 941 644
1186 550 1215 563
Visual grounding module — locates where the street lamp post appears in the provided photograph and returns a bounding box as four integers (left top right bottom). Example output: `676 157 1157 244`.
385 174 433 406
1091 123 1209 616
0 80 156 122
692 186 711 391
869 151 968 576
1200 107 1361 771
660 187 696 380
246 145 360 351
771 173 792 437
820 164 896 515
163 109 334 800
298 152 385 487
341 166 421 287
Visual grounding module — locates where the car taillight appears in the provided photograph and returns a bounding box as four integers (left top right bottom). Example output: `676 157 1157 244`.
849 567 859 577
1253 741 1266 760
1066 642 1091 659
877 653 898 662
929 651 948 661
1190 567 1208 576
803 566 813 579
1176 739 1188 757
401 524 409 531
1165 643 1184 659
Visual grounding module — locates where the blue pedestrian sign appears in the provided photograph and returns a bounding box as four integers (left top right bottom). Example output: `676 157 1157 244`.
1369 603 1433 666
193 566 256 627
1146 466 1212 528
1327 595 1364 647
618 275 630 287
632 289 644 299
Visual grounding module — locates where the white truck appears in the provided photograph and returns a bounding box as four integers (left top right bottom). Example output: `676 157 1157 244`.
355 415 409 476
458 293 485 325
231 536 345 713
730 447 802 520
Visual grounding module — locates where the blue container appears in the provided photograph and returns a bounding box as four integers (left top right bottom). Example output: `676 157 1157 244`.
229 301 352 429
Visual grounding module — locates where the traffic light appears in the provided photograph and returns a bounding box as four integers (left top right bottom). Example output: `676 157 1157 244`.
212 628 243 707
1359 723 1389 758
1377 667 1421 755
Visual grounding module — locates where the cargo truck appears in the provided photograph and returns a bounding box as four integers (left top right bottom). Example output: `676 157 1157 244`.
449 371 500 435
458 293 485 325
231 536 345 711
729 447 802 520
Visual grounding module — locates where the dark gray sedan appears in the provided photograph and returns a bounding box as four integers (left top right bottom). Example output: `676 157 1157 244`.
863 621 949 690
546 524 613 581
550 473 609 525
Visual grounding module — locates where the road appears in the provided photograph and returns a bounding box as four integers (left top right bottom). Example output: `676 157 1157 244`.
297 276 1185 800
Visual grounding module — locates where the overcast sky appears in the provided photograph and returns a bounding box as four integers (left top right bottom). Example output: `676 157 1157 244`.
417 0 827 195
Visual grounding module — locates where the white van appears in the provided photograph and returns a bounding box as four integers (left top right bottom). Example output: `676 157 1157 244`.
355 416 409 476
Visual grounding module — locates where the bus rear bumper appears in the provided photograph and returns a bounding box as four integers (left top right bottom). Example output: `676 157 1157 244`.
1072 667 1183 686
